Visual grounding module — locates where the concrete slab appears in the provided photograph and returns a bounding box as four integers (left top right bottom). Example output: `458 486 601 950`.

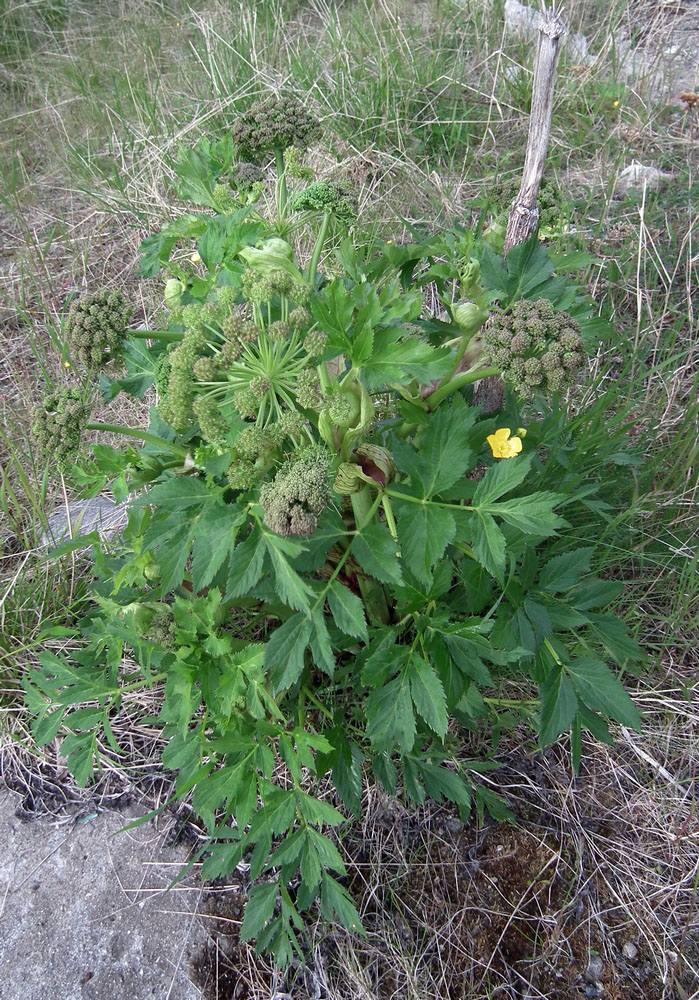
0 788 208 1000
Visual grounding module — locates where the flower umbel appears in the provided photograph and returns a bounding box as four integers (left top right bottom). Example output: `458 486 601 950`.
487 428 523 459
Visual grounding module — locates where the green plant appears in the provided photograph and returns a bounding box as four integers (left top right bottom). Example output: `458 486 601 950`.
25 103 644 966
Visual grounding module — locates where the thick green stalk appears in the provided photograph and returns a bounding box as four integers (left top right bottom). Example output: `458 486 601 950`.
128 330 183 343
86 423 188 459
425 366 499 410
350 487 391 626
275 148 287 218
307 211 331 287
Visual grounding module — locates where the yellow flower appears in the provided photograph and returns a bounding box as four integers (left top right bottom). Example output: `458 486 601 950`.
613 100 619 107
190 251 201 263
63 360 71 368
487 427 523 459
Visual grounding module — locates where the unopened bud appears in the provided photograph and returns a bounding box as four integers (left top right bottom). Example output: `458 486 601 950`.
459 258 481 293
452 301 489 338
333 463 364 495
164 278 185 309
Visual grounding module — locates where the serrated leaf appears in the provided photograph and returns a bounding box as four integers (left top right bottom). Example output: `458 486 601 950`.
539 547 594 593
362 338 453 389
505 232 556 298
327 581 368 640
418 762 471 806
294 790 345 827
240 882 278 942
366 673 416 754
539 667 578 746
392 399 476 498
565 657 640 730
265 613 312 692
142 519 192 593
310 608 335 676
130 476 212 510
191 503 246 591
572 579 625 610
307 827 346 874
473 454 532 505
264 534 313 612
98 338 162 401
408 655 447 738
484 493 566 535
226 527 265 598
586 613 644 664
396 502 455 584
329 732 363 818
351 522 403 585
471 513 506 582
320 873 365 933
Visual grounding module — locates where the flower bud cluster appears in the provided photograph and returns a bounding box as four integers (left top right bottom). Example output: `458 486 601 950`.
231 162 265 190
259 446 331 537
241 269 309 305
227 461 259 492
212 184 238 214
193 356 219 382
222 311 258 349
294 368 323 410
193 395 228 446
302 329 327 359
145 605 175 650
32 388 92 466
289 307 310 331
66 289 130 370
158 331 206 432
483 299 585 401
231 96 322 162
290 180 356 223
154 351 172 398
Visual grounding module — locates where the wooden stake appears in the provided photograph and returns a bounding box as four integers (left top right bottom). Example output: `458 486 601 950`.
474 2 567 414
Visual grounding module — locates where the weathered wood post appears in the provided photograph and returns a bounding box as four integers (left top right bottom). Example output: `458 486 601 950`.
474 1 567 414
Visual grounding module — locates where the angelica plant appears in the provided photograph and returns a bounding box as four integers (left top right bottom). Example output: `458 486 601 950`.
27 98 642 970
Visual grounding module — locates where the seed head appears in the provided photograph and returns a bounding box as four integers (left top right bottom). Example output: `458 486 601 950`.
32 388 92 467
482 299 584 401
66 289 130 370
231 96 322 162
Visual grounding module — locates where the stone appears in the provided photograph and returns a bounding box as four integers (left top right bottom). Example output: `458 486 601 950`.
503 0 590 63
585 953 604 982
40 496 128 548
445 816 464 834
615 162 672 198
504 0 539 39
613 12 699 100
622 941 638 960
0 788 208 1000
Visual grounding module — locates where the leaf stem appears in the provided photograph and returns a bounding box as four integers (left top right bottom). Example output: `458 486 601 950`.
426 366 500 410
127 330 183 343
275 148 287 219
307 211 331 287
384 488 474 513
85 423 188 459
